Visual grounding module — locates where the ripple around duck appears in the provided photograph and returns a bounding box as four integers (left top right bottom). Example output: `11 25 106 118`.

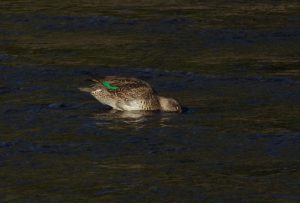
1 65 299 137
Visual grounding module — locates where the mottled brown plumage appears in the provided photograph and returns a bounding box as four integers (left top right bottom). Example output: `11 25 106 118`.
79 76 181 112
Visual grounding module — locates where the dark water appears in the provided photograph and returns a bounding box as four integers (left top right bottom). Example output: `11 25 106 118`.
1 1 300 202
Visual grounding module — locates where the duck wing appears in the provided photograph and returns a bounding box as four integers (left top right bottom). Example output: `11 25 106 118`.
94 76 157 100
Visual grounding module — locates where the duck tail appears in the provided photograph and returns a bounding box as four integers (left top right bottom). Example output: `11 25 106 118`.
78 87 93 93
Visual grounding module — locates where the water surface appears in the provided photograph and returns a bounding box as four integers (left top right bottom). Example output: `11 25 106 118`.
1 1 300 202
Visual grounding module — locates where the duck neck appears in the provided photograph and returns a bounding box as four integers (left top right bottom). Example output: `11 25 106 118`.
157 96 169 111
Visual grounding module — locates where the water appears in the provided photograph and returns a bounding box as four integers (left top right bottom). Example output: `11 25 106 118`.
1 1 300 202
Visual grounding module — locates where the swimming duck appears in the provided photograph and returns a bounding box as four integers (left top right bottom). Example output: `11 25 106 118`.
79 76 182 113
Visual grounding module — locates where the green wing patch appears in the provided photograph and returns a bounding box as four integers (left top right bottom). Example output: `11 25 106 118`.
101 81 119 90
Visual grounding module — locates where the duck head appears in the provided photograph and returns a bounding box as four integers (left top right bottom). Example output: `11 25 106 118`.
158 96 182 113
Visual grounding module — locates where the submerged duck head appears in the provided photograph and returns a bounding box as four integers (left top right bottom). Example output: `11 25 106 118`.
158 96 182 113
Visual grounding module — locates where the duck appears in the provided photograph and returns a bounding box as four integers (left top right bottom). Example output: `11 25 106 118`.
79 76 182 113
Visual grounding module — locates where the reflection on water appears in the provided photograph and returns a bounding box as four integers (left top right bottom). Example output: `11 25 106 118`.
94 110 157 129
1 1 300 202
93 110 180 130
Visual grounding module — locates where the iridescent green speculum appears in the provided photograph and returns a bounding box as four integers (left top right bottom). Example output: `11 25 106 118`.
101 81 119 90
